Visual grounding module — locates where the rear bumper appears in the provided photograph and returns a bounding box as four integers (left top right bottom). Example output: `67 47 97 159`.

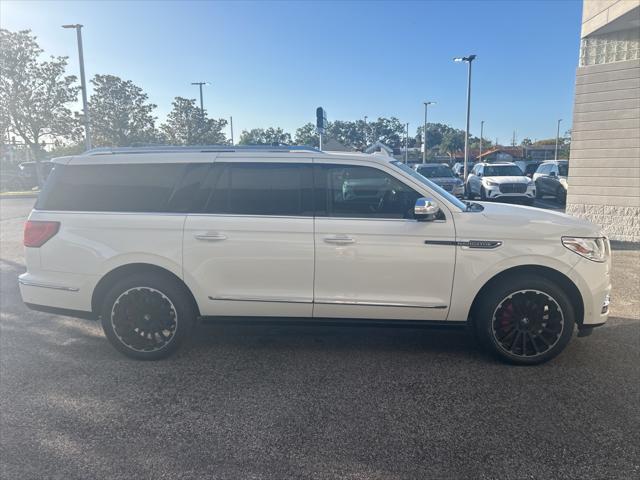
18 272 96 313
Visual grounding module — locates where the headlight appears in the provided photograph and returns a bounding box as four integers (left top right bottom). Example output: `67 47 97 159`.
562 236 609 262
484 180 498 187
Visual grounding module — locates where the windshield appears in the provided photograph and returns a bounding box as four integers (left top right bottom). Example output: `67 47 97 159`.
558 164 568 176
390 161 467 210
484 165 524 177
416 165 454 178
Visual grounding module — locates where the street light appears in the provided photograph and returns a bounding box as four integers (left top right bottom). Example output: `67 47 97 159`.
62 24 91 150
479 120 484 161
423 101 435 163
555 119 563 160
454 54 477 180
405 122 409 163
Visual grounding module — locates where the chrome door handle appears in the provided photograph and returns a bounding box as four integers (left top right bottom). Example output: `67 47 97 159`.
324 235 355 245
194 233 227 241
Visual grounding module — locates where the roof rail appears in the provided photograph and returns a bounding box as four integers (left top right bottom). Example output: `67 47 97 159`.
80 144 322 156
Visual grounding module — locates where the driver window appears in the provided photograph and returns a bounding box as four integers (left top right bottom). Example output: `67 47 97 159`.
316 165 421 219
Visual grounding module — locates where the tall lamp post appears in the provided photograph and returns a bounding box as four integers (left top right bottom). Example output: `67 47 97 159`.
423 101 435 163
454 54 477 180
479 120 484 161
555 118 563 160
405 123 409 163
62 24 91 150
364 115 368 147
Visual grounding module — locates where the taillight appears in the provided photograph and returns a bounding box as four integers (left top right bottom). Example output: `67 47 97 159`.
24 220 60 248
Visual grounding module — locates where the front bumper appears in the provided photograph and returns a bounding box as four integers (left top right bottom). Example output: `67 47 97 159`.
567 256 612 326
484 184 535 199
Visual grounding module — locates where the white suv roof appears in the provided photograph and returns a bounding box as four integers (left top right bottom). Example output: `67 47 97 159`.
52 145 391 166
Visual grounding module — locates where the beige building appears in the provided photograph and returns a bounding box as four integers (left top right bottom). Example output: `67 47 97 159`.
566 0 640 243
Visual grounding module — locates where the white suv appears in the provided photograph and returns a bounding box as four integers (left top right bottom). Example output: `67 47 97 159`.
19 146 611 364
465 162 535 204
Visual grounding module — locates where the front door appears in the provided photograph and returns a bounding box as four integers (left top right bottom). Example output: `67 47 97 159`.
312 162 456 321
183 160 315 318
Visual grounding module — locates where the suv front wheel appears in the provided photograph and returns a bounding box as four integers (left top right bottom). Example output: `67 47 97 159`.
100 273 196 360
474 274 575 365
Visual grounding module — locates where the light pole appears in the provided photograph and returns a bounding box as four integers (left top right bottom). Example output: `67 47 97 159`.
62 24 91 150
405 122 409 163
423 101 435 163
454 54 476 180
555 119 562 160
364 115 368 147
230 116 234 145
479 120 484 161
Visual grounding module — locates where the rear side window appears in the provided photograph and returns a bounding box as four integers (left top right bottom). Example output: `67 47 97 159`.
205 162 313 216
37 164 186 212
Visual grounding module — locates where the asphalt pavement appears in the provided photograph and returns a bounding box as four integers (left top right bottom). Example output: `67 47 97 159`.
1 197 638 480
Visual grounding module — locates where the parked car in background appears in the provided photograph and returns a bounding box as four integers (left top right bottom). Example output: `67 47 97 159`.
534 160 569 204
523 162 542 178
452 161 474 178
18 161 55 189
19 146 610 365
465 162 535 205
414 163 464 197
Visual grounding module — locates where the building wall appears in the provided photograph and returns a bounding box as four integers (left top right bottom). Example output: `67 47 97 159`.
566 2 640 243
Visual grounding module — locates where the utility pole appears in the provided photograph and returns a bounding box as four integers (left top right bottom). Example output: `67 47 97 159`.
454 55 476 180
62 24 91 151
191 82 208 116
555 119 562 160
230 116 234 145
512 130 517 147
479 120 484 161
405 122 409 163
423 101 435 163
364 115 368 147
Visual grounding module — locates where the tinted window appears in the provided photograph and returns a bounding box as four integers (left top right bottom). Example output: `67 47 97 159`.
205 162 313 216
484 165 524 176
416 165 454 178
167 163 212 212
315 164 421 219
37 164 186 212
558 164 568 176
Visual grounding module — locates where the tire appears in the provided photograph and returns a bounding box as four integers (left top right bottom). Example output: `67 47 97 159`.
464 183 472 199
100 273 196 360
535 181 542 198
480 187 487 201
523 197 534 206
557 187 567 205
473 274 575 365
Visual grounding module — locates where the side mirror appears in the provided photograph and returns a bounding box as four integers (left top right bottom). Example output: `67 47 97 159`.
477 172 482 177
414 197 440 222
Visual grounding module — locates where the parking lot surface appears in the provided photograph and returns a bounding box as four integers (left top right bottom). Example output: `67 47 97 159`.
1 197 638 480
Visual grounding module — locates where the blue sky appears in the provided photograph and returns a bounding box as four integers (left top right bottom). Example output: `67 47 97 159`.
2 0 582 144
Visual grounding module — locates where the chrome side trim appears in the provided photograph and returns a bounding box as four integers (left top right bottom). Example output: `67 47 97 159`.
315 299 448 309
18 279 79 292
424 240 502 249
208 295 312 304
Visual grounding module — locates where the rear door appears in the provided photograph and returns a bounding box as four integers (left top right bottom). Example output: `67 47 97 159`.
183 159 315 317
312 161 456 321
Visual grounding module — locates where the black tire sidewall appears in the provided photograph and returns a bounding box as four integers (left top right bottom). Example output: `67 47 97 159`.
474 275 575 365
100 273 195 360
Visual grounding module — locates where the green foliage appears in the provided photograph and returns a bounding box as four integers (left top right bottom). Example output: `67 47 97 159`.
238 127 292 145
294 123 319 147
0 29 80 153
89 74 158 146
160 97 227 145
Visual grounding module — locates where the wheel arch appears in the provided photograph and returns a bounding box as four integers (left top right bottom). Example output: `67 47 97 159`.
468 265 584 326
91 263 201 318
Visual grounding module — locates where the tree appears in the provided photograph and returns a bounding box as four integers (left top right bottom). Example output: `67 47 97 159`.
160 97 227 145
368 117 405 150
0 29 80 155
439 130 465 158
521 137 533 146
294 123 319 147
89 74 158 146
238 127 292 145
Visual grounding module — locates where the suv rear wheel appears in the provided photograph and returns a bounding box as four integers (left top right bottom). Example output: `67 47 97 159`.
474 274 575 365
100 273 196 360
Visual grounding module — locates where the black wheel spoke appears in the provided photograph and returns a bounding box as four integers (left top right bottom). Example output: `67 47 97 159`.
492 289 564 358
111 287 178 353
